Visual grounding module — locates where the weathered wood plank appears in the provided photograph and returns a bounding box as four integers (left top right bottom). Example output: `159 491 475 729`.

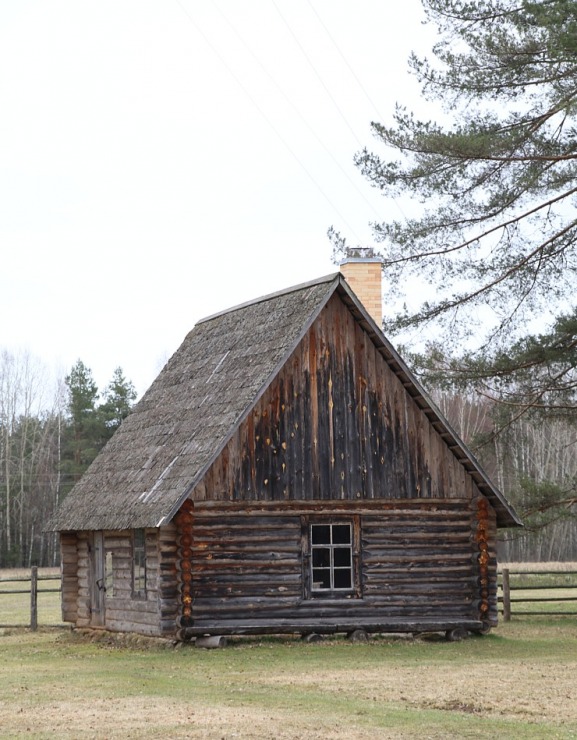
193 498 474 514
189 293 486 506
186 495 485 635
184 616 484 636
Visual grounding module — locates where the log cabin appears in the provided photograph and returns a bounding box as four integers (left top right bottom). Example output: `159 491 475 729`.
51 255 521 640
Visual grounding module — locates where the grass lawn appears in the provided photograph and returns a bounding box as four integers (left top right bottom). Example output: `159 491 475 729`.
1 618 577 739
0 568 62 627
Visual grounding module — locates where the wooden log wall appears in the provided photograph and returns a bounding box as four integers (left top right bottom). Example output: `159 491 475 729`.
75 532 91 627
186 498 489 634
476 497 498 627
100 529 160 636
60 527 180 637
361 499 483 620
60 532 79 623
193 294 476 505
158 522 180 636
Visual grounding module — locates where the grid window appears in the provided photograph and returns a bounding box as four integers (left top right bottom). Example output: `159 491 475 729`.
311 523 353 592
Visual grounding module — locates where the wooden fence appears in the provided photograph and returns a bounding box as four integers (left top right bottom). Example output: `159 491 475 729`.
0 566 62 630
499 568 577 620
2 567 577 629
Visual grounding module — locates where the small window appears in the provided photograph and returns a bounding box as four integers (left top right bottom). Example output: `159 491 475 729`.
310 522 353 593
132 529 147 599
105 551 114 596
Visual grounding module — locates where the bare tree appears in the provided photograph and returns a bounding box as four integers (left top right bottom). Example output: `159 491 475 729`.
0 350 60 566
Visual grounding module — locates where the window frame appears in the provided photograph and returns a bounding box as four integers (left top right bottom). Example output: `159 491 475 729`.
302 516 361 600
132 528 147 600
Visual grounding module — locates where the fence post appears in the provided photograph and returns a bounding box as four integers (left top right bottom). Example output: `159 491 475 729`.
30 566 38 631
502 568 511 622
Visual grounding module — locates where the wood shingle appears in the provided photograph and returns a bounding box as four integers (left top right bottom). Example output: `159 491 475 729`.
52 273 520 531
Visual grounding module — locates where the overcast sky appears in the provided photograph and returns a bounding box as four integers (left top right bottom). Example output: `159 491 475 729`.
1 0 434 398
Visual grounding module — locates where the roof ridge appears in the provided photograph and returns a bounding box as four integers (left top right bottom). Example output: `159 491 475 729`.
197 272 340 325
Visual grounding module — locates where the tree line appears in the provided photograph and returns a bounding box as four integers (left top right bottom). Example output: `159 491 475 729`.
433 388 577 562
0 351 135 567
1 344 576 567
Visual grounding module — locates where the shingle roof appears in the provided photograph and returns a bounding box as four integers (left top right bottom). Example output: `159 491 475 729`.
51 273 521 531
51 275 336 531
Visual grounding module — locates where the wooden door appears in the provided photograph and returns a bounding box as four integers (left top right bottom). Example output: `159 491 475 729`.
90 531 106 627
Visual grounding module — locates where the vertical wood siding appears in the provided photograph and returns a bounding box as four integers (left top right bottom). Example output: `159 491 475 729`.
60 532 79 623
76 532 90 627
196 294 477 504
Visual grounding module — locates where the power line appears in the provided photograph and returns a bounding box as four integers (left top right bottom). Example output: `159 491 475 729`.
306 0 386 124
271 0 364 150
303 1 408 223
210 0 383 223
173 0 366 242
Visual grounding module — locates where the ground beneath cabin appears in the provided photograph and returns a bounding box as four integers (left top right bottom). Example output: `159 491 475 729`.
17 656 577 738
2 625 576 739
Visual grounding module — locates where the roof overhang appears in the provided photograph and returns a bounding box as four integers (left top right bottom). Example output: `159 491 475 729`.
335 276 522 528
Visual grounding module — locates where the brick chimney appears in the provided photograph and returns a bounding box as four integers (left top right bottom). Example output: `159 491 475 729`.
339 248 382 327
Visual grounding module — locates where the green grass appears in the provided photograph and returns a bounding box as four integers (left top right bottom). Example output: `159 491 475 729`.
1 619 577 738
2 567 577 737
0 569 62 627
509 573 577 588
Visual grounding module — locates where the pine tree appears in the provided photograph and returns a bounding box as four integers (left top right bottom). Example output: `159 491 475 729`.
61 360 102 491
100 366 137 439
60 362 138 496
333 0 577 414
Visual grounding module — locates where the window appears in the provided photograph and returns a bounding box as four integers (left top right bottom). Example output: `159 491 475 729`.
310 522 354 593
105 551 114 596
132 529 147 598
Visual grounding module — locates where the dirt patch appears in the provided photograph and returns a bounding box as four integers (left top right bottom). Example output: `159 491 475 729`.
0 695 385 739
265 658 577 724
70 627 176 650
4 657 576 739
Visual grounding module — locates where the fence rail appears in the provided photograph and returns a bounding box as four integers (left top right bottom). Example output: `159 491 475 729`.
499 568 577 620
3 567 577 629
0 566 62 630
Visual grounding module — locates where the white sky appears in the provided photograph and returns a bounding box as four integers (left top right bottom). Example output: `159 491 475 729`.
1 0 434 398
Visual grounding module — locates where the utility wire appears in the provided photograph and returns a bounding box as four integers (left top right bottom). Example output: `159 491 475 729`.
306 0 385 124
210 0 383 222
271 0 365 151
304 1 408 222
173 0 365 242
273 0 408 224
